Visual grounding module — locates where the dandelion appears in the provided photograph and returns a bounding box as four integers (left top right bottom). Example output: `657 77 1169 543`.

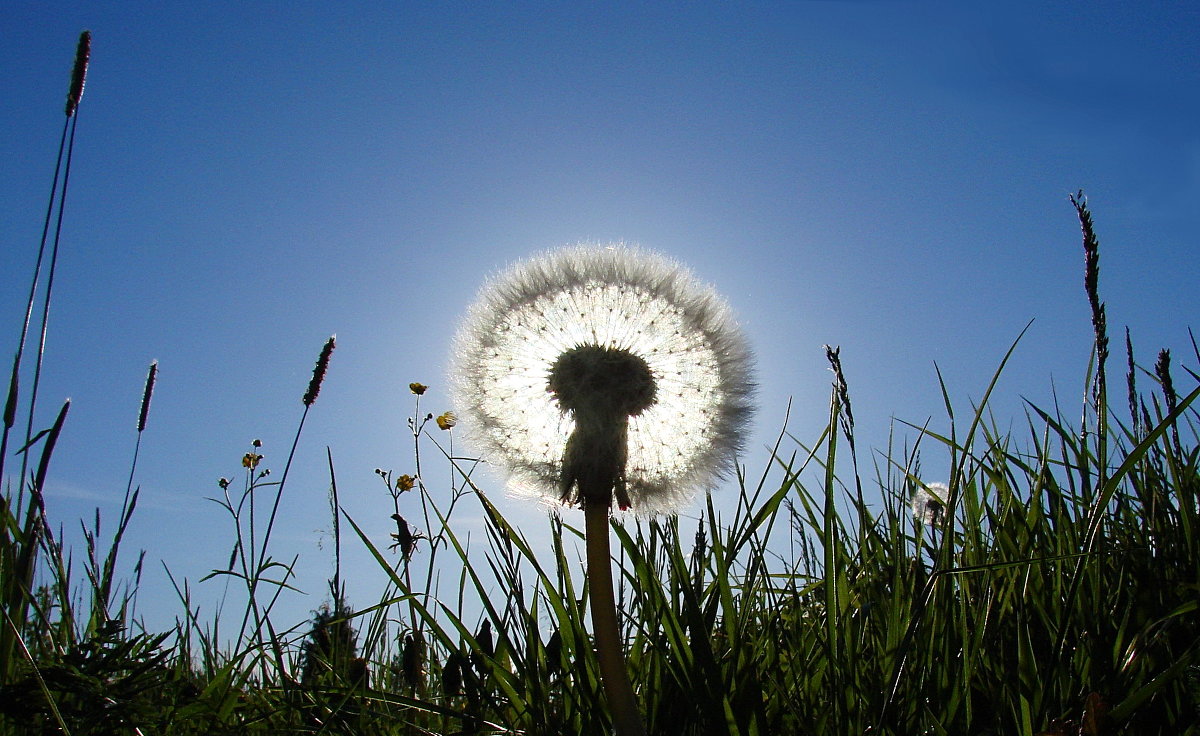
451 243 753 514
450 243 753 736
912 482 947 527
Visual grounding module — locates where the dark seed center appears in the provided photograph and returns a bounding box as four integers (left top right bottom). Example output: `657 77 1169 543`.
547 345 657 419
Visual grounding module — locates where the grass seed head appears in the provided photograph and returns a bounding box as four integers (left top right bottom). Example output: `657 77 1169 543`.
302 335 336 407
137 360 157 432
65 31 91 117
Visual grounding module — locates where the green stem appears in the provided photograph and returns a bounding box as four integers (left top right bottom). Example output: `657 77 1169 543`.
584 503 647 736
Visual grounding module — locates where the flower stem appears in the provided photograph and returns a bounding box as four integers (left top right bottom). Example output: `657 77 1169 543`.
584 503 647 736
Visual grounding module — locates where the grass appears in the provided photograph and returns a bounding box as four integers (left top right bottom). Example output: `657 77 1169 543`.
2 34 1199 736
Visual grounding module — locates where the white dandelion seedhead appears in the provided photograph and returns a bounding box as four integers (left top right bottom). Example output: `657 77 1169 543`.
912 482 948 527
451 243 754 515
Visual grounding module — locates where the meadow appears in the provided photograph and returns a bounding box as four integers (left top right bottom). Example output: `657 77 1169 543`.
2 33 1199 736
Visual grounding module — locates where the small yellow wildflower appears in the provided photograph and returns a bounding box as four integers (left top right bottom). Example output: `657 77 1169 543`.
436 411 457 430
409 382 427 395
396 474 415 492
242 453 263 469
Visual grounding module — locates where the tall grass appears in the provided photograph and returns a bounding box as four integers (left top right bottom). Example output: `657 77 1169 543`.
3 35 1199 736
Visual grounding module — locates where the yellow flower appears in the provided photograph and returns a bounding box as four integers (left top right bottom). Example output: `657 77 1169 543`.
242 453 263 469
396 474 415 492
409 382 427 395
436 411 457 430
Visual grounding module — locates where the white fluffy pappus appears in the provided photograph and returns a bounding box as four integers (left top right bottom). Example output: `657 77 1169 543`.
912 482 948 527
450 243 755 515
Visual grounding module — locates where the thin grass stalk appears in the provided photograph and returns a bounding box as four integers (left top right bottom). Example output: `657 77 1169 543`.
583 505 645 736
86 361 157 630
326 448 342 603
1155 349 1182 456
3 399 70 684
18 101 86 512
1126 328 1140 440
821 376 844 728
412 390 467 638
1048 195 1121 675
2 33 88 498
17 398 70 586
241 336 333 663
825 345 868 533
1071 190 1109 499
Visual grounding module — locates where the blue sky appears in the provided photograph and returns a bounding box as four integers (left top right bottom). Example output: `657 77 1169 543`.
3 2 1197 637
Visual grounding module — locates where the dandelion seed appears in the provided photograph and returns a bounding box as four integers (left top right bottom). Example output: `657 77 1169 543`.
912 482 947 527
451 243 753 514
436 411 457 430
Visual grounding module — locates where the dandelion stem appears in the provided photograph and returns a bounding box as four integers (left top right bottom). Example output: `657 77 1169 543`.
584 503 646 736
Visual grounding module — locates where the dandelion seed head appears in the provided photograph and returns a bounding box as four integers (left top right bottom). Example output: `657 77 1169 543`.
451 243 754 514
912 482 947 527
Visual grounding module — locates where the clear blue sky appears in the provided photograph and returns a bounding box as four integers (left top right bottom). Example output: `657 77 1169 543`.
3 2 1197 637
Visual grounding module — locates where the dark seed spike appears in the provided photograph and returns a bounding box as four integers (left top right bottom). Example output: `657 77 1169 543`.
137 361 157 432
303 335 336 406
65 31 91 117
